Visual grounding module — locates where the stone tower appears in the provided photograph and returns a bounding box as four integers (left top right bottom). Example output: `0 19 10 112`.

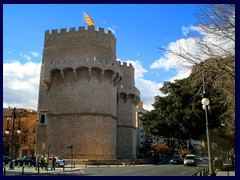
36 26 140 160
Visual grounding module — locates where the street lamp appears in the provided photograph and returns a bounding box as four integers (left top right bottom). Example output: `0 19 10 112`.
201 98 215 176
5 107 22 169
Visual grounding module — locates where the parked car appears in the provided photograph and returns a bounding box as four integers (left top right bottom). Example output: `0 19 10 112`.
49 156 67 167
3 155 11 165
184 154 197 166
12 156 36 166
196 156 203 161
170 155 184 164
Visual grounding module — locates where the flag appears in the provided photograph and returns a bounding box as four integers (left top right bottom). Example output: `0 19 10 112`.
84 12 95 26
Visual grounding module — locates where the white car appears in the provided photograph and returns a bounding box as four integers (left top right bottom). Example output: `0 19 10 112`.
49 156 67 167
184 154 197 166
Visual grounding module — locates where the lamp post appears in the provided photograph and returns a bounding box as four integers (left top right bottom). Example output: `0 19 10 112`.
201 98 215 176
5 107 21 169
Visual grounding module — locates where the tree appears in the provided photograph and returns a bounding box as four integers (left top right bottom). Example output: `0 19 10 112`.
3 108 37 157
141 65 234 151
159 4 235 136
152 143 170 155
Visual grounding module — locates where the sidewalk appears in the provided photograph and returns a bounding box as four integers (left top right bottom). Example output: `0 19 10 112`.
215 161 235 176
3 165 81 176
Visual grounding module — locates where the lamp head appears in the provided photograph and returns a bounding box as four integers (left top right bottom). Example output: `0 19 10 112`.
5 128 10 134
201 98 210 106
17 127 21 134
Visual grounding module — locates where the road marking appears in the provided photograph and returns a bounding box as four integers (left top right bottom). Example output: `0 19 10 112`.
80 169 85 174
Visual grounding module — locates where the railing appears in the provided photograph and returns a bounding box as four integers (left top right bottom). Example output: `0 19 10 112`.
191 167 209 176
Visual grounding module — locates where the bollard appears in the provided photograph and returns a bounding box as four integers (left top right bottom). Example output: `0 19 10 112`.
3 166 6 176
63 165 65 171
85 161 87 167
22 165 25 175
13 162 16 168
97 161 99 167
117 161 118 167
108 162 109 167
133 161 135 166
28 162 31 168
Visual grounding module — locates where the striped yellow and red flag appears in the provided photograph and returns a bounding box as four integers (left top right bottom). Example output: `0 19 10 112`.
84 12 95 26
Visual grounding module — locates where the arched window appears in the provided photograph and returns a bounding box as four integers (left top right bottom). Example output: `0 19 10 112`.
40 114 45 124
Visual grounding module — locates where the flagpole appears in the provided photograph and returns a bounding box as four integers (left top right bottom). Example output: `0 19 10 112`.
82 10 84 26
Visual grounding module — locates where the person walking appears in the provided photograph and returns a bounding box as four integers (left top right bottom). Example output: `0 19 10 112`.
41 155 45 169
51 156 56 170
44 155 49 171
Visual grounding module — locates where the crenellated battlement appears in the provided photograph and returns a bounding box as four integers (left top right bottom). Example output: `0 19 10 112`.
43 26 116 62
117 61 133 68
45 26 114 38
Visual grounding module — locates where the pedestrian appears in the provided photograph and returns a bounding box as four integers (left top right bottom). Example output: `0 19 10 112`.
41 155 45 169
44 155 49 171
35 155 40 170
230 154 235 167
51 156 56 170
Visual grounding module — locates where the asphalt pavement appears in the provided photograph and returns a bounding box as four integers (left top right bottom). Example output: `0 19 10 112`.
2 162 235 176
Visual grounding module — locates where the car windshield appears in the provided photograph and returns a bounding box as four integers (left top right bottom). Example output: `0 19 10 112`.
185 156 195 159
172 155 181 159
18 156 25 160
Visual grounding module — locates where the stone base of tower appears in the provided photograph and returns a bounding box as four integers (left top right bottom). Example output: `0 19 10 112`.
72 155 116 160
36 113 117 160
117 126 137 159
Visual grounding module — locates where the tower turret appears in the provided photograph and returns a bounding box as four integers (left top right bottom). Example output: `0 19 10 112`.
36 26 140 160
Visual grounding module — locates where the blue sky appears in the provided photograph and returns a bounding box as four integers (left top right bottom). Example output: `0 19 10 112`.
3 4 202 110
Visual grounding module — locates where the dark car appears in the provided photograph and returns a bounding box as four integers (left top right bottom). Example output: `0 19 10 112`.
170 155 184 164
3 155 11 165
12 156 36 166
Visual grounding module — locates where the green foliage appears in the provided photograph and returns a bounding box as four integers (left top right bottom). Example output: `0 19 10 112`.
141 69 233 151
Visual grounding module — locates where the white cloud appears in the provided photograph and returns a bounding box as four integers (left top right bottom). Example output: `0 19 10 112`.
30 51 40 57
3 61 41 110
20 54 32 61
136 78 163 111
108 26 117 35
150 24 235 82
181 26 189 36
168 68 192 82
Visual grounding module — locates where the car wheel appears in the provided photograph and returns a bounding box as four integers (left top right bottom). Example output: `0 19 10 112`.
55 163 60 167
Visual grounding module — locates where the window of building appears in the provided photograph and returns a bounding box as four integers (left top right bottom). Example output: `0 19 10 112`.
40 114 45 124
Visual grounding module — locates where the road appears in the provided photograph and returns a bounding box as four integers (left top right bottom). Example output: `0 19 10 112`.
76 164 206 176
4 161 208 176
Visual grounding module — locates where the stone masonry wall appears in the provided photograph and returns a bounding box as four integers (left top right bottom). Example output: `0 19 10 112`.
36 26 140 160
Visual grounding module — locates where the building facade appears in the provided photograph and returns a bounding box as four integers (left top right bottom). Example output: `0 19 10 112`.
35 26 140 160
